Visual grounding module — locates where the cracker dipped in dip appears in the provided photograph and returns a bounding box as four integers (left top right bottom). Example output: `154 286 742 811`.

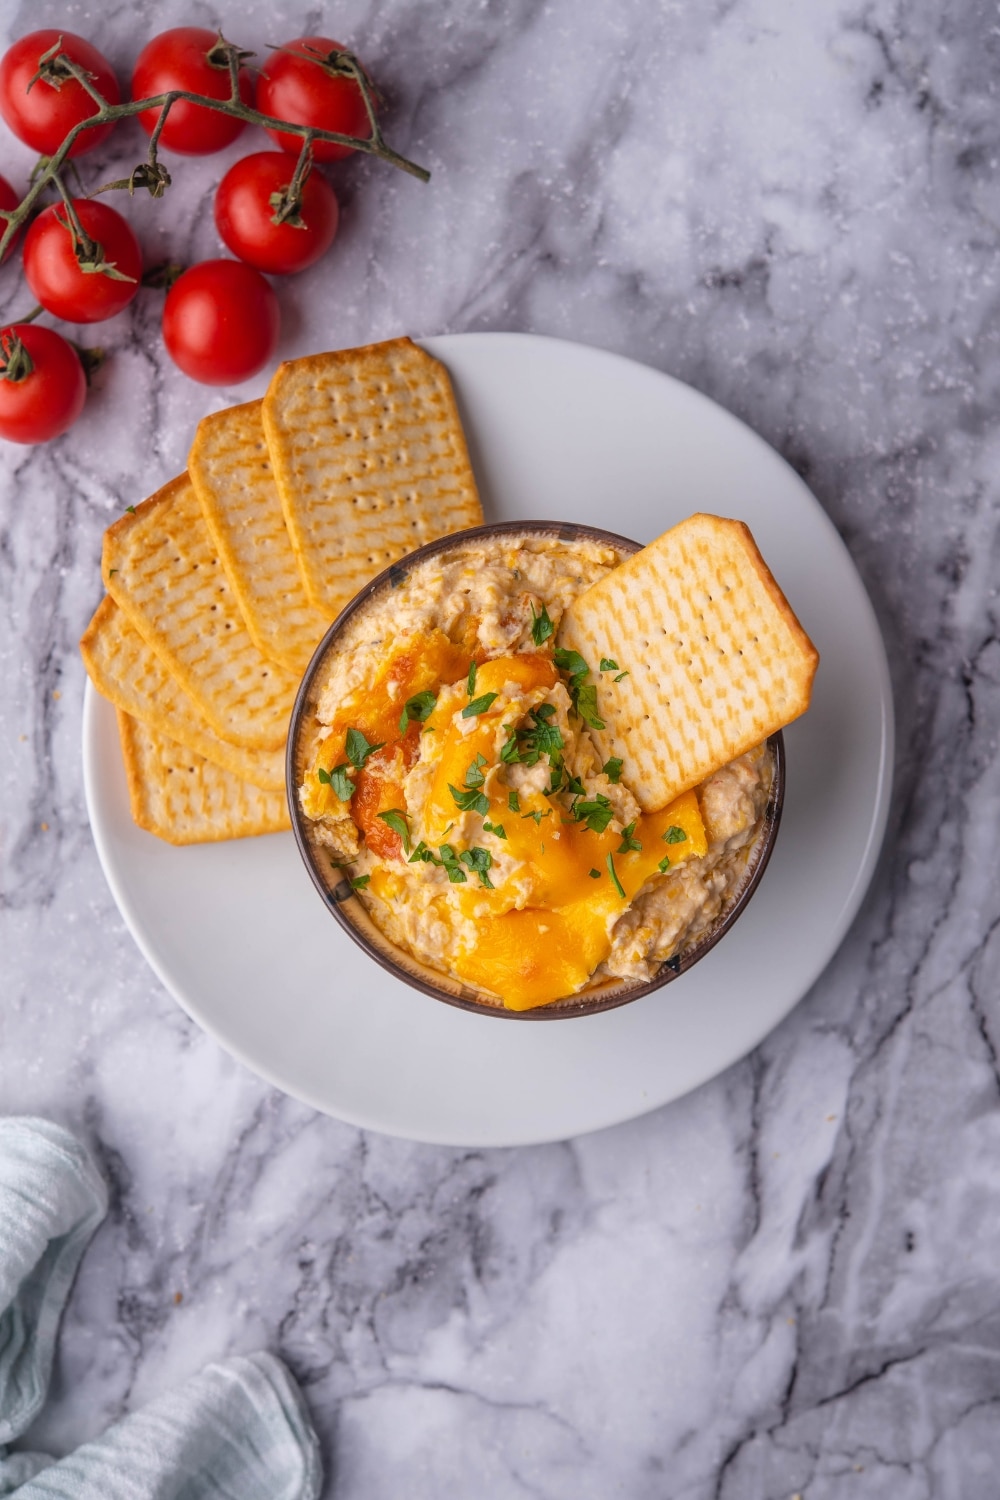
297 525 782 1012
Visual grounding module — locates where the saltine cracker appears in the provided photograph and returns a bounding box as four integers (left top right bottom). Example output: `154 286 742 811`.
558 513 818 811
262 337 483 616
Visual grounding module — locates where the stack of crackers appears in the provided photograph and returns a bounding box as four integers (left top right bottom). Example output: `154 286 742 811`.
80 338 483 844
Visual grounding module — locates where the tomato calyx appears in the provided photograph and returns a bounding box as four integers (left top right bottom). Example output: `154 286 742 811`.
204 32 255 77
0 329 35 383
95 161 172 200
266 143 314 228
142 261 185 291
27 35 98 97
70 342 105 385
53 198 137 284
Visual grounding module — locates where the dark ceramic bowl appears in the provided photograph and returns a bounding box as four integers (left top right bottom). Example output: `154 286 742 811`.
287 521 785 1019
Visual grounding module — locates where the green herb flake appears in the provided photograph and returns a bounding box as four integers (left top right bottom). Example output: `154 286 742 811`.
614 670 629 683
438 844 468 883
345 727 385 769
448 783 490 815
350 875 371 891
553 647 588 679
658 855 671 873
462 692 499 719
572 794 614 834
126 505 136 515
318 764 354 801
507 789 521 813
377 809 411 854
606 852 626 899
108 567 118 576
466 660 477 697
530 601 554 646
459 846 494 888
398 689 437 735
600 657 619 672
589 868 602 879
664 826 688 844
483 819 507 840
409 841 440 866
602 756 623 784
553 648 605 729
521 809 551 826
573 681 605 730
617 820 642 854
464 752 488 790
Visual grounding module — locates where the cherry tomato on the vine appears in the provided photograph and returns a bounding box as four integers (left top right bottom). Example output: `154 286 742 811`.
0 173 20 263
0 324 86 443
23 200 142 324
162 260 279 385
131 27 253 156
0 30 119 157
214 152 339 276
257 37 371 162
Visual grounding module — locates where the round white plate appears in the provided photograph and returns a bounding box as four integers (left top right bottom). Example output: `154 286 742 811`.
83 333 893 1147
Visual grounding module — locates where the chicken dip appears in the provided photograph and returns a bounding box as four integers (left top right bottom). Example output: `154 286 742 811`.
298 532 774 1011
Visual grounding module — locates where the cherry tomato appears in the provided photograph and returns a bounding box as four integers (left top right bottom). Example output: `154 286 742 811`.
214 152 339 275
0 324 86 443
162 260 279 385
131 27 253 155
0 31 119 157
23 200 142 324
257 37 371 162
0 173 20 263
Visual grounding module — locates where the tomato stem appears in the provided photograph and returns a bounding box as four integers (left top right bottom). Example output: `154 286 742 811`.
269 137 314 228
0 329 35 383
0 37 429 264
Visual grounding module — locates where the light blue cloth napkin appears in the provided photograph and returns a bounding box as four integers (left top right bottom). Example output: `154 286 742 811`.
0 1118 321 1500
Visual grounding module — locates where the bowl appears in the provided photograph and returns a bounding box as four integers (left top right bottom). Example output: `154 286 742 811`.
287 520 785 1019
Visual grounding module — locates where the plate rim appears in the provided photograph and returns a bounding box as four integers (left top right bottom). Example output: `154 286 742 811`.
81 330 895 1145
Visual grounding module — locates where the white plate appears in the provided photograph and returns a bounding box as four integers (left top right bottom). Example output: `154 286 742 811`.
83 333 893 1147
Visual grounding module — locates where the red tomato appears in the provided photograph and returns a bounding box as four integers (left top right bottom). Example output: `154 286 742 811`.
0 173 20 263
0 324 86 443
131 27 253 155
257 37 371 162
0 30 119 157
214 152 339 275
23 200 142 324
162 260 279 385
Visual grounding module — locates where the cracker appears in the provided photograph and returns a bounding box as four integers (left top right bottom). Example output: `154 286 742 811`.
557 513 818 811
189 400 332 675
116 709 290 845
103 474 299 752
81 596 286 791
262 337 483 616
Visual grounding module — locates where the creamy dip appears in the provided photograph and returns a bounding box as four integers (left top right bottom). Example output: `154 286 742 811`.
299 533 772 1011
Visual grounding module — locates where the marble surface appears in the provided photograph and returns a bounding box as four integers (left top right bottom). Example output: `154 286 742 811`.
0 0 997 1495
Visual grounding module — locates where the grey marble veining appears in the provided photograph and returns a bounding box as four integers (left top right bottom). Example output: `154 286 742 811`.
1 0 998 1495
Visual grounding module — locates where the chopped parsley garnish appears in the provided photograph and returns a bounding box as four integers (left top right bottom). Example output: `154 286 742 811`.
398 689 437 735
459 846 494 888
617 820 642 854
449 783 490 815
663 826 687 844
350 875 371 891
589 868 602 879
345 727 385 769
439 844 468 883
553 647 605 730
507 789 520 813
602 757 623 784
462 692 499 719
377 809 411 854
564 773 587 798
572 794 614 834
408 840 438 864
464 752 488 789
600 657 618 672
530 601 554 646
483 819 507 839
546 758 564 795
126 504 136 515
317 764 354 801
501 705 564 766
466 660 477 696
658 855 671 873
606 852 626 898
614 670 629 683
521 808 551 826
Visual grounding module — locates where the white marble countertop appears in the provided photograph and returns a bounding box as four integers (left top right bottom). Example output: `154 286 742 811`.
1 0 998 1495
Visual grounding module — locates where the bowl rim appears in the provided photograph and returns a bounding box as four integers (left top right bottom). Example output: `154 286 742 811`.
287 519 786 1020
